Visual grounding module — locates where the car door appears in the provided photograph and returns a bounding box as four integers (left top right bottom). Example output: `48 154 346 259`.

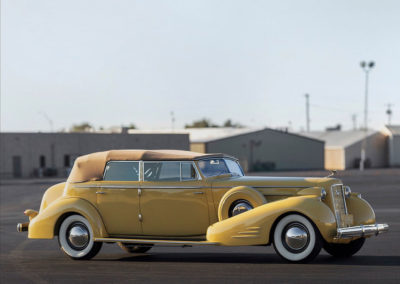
140 161 210 236
96 161 142 236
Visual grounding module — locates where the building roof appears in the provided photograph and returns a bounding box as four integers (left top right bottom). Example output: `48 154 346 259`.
128 127 256 143
128 127 323 143
67 149 232 183
385 125 400 136
299 130 377 148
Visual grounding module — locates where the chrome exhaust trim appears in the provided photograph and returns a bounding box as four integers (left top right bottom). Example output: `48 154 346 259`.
17 222 29 232
337 223 389 239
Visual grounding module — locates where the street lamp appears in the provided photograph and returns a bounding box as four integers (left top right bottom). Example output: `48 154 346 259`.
359 61 375 171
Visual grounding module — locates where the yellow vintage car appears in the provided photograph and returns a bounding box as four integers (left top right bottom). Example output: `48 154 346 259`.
17 150 388 262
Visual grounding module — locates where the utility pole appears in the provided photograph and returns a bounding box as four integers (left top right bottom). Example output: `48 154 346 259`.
352 114 357 130
305 94 310 132
170 111 175 131
386 103 393 125
359 61 375 171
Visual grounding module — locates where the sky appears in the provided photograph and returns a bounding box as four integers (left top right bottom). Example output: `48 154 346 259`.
1 0 400 132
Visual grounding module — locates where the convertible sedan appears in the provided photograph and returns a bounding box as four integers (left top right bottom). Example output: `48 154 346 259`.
17 150 388 262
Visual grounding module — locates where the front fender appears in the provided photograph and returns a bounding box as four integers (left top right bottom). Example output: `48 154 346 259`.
206 196 336 246
28 197 108 239
347 194 376 225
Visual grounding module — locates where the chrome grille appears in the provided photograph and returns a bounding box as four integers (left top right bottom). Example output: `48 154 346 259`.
331 184 348 228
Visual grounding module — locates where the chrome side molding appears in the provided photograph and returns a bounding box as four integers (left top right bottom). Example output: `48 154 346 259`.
93 237 219 246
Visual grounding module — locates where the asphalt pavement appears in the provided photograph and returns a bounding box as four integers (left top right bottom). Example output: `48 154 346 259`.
1 169 399 283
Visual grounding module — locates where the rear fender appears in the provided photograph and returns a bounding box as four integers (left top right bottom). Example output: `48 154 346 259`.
39 182 66 211
28 197 108 239
206 196 336 246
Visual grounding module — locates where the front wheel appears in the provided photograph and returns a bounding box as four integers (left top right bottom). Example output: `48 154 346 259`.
324 238 365 258
58 214 102 260
273 214 322 263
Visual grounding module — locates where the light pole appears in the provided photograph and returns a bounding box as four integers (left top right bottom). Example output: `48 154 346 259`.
305 94 310 132
170 111 175 131
359 61 375 171
386 103 393 125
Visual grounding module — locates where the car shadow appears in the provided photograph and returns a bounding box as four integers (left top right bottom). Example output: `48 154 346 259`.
94 252 400 266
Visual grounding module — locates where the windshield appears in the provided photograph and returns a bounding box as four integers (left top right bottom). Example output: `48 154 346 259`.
197 158 244 178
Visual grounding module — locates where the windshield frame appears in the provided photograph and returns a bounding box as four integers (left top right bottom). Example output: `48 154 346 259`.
196 158 244 178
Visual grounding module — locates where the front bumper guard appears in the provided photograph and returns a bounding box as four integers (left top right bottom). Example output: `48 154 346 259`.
337 223 389 239
16 209 38 232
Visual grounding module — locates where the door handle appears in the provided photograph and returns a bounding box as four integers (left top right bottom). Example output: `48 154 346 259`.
193 191 204 195
96 191 106 194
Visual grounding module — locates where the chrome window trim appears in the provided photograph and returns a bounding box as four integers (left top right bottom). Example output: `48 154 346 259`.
192 161 203 181
211 185 309 189
180 162 182 182
74 184 206 189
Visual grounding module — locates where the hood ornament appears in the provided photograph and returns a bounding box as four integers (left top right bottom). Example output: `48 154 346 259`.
326 170 337 178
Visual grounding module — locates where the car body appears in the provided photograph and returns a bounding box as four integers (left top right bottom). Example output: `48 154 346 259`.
18 149 388 262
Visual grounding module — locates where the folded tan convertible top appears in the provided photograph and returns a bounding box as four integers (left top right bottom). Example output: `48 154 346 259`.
67 149 234 183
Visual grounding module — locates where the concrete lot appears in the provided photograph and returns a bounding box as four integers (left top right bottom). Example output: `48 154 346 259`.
1 169 399 283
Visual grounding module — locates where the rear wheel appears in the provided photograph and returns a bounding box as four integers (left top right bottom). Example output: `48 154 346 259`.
117 242 152 253
324 238 365 257
273 214 322 263
58 215 102 260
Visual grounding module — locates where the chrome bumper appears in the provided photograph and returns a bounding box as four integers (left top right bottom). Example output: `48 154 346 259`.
337 224 389 239
17 222 29 232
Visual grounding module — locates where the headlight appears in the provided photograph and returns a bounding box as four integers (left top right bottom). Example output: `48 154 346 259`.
344 186 351 198
320 188 327 200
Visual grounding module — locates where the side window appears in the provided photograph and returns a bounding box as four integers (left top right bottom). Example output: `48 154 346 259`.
103 161 139 181
144 162 180 181
181 162 197 181
143 162 198 181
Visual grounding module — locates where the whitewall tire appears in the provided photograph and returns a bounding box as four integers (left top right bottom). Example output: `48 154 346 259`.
273 214 322 263
58 214 102 260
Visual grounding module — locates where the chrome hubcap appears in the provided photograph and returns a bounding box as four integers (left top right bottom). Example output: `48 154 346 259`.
284 225 308 250
68 223 89 249
231 201 253 217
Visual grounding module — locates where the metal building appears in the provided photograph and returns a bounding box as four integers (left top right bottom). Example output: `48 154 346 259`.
383 125 400 167
188 128 325 171
0 132 189 178
301 130 387 170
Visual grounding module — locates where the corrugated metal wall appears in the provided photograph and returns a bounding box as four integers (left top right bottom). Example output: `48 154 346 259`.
203 129 324 171
0 133 189 178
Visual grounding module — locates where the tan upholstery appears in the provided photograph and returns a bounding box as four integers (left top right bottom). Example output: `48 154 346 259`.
67 149 232 183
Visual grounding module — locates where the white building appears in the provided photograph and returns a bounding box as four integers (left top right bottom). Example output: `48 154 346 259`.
383 125 400 167
301 130 387 170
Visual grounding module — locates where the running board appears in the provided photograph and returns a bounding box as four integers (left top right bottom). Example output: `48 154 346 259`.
94 237 219 246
